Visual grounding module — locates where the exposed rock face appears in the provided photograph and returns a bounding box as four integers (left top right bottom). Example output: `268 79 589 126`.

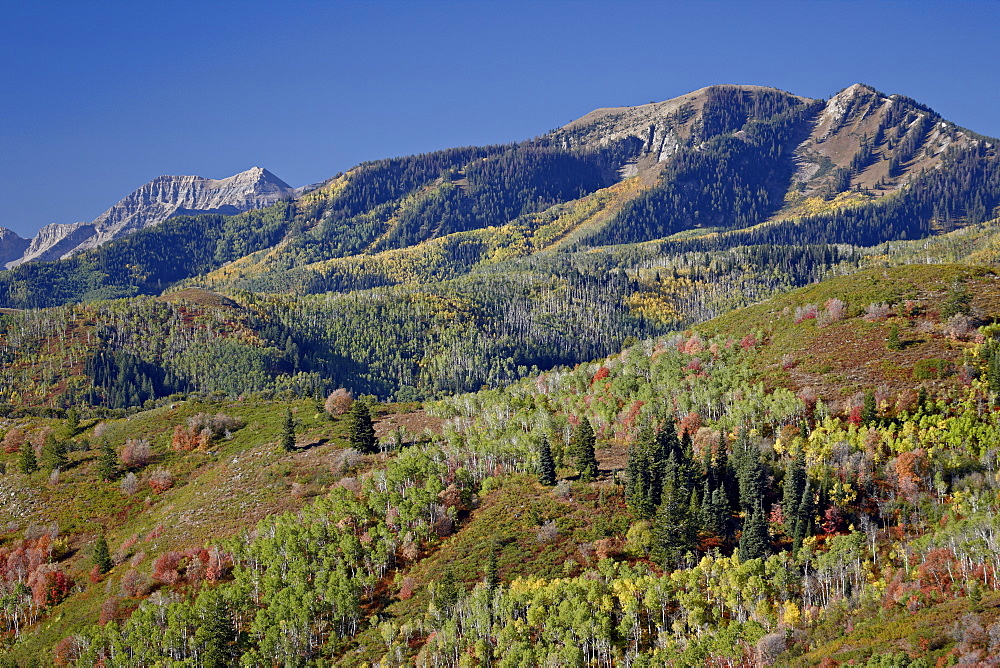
548 85 814 180
792 83 984 197
6 167 294 268
0 228 29 267
12 222 96 266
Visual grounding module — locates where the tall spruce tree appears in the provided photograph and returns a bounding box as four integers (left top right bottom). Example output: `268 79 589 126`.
782 448 806 535
349 401 377 454
626 424 657 517
19 440 38 474
571 418 599 482
538 437 556 486
43 433 67 472
792 479 814 552
98 438 119 481
93 535 112 574
652 454 692 566
739 503 770 561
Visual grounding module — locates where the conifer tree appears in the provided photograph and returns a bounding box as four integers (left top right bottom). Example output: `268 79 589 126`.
538 437 556 486
281 407 296 452
349 400 377 454
862 389 877 425
571 418 598 482
19 440 37 474
652 454 692 566
735 436 765 512
886 324 902 351
43 433 67 472
782 448 806 535
198 590 236 668
792 479 814 552
626 424 656 516
485 542 501 592
93 535 112 574
98 439 119 481
739 503 769 561
64 407 80 438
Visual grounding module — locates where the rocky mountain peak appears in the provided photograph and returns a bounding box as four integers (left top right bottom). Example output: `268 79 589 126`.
5 167 296 267
0 227 30 267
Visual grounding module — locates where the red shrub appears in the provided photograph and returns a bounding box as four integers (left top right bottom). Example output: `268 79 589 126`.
120 438 152 468
148 468 173 494
151 551 185 585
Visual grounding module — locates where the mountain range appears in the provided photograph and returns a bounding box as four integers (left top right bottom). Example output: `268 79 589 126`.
0 167 294 268
4 83 1000 666
1 83 996 309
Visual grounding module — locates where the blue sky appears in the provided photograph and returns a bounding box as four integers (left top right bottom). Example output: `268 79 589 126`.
2 0 998 238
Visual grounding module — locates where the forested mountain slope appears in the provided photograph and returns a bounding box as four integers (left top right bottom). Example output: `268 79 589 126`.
4 266 1000 664
2 84 996 312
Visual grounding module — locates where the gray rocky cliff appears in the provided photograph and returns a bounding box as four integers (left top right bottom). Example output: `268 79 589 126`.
5 167 295 268
0 228 30 267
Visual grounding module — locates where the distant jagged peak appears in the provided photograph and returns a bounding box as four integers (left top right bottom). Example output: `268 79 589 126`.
4 166 296 268
0 226 30 268
0 226 26 241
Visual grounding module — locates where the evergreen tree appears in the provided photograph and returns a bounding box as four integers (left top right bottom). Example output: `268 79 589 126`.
198 590 236 668
485 542 501 592
43 433 67 472
625 424 656 517
98 438 119 481
886 324 902 351
93 535 112 574
782 448 806 535
348 401 377 454
63 407 80 439
19 440 37 474
738 503 769 561
281 407 296 452
862 389 877 425
652 454 692 566
434 569 460 615
570 418 599 482
537 437 556 486
735 435 765 512
792 479 814 552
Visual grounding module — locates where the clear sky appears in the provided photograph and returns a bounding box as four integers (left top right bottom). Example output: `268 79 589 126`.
1 0 998 239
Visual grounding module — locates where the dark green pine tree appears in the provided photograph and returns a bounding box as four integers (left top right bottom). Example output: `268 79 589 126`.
63 407 80 439
538 436 556 486
571 418 599 482
862 389 877 425
782 448 806 535
735 435 766 513
19 440 38 474
198 590 236 668
792 479 814 553
281 407 296 452
652 454 692 567
886 324 902 351
43 433 67 472
484 542 501 592
348 401 377 454
625 424 656 517
98 438 119 481
738 503 770 561
93 535 113 574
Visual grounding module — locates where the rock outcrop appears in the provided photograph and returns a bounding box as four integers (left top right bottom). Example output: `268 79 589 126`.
6 167 294 268
0 228 29 267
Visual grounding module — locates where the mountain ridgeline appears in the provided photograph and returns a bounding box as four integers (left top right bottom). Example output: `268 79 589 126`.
1 83 998 407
